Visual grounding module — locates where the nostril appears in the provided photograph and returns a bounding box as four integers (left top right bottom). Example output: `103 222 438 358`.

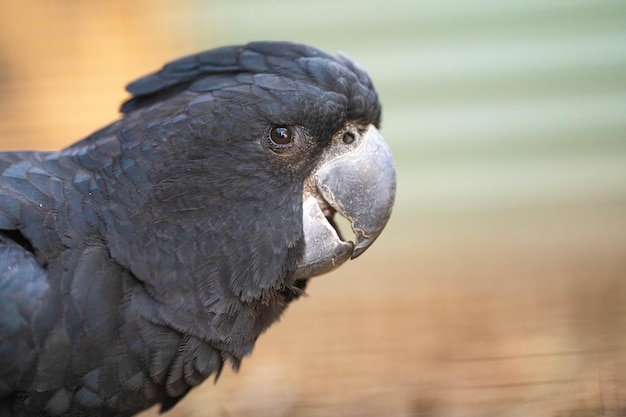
342 132 355 145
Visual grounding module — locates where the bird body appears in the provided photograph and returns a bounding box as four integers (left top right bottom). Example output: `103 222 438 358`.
0 41 396 416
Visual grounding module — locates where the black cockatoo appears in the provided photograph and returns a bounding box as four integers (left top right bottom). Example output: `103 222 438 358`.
0 41 396 416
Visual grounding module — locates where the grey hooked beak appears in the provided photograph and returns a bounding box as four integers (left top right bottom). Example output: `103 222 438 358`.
293 125 396 279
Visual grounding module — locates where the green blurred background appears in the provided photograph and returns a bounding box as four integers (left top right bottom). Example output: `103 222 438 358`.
1 1 625 416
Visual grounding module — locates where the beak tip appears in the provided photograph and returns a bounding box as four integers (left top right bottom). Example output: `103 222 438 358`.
350 248 366 259
350 232 380 259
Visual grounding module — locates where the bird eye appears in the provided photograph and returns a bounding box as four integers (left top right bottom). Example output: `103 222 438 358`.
270 126 293 146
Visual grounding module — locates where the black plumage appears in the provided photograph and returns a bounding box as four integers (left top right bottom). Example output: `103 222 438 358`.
0 41 395 416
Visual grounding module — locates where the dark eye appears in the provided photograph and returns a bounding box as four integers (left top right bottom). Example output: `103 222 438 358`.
270 126 293 146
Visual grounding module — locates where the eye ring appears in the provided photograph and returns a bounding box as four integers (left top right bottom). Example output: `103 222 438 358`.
269 126 293 146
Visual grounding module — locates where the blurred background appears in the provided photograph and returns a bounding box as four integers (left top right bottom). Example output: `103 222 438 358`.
1 0 626 416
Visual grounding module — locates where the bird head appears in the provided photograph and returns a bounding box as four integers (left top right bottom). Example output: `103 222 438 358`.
105 42 396 306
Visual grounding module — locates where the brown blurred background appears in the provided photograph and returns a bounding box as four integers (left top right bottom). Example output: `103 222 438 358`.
1 1 625 416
